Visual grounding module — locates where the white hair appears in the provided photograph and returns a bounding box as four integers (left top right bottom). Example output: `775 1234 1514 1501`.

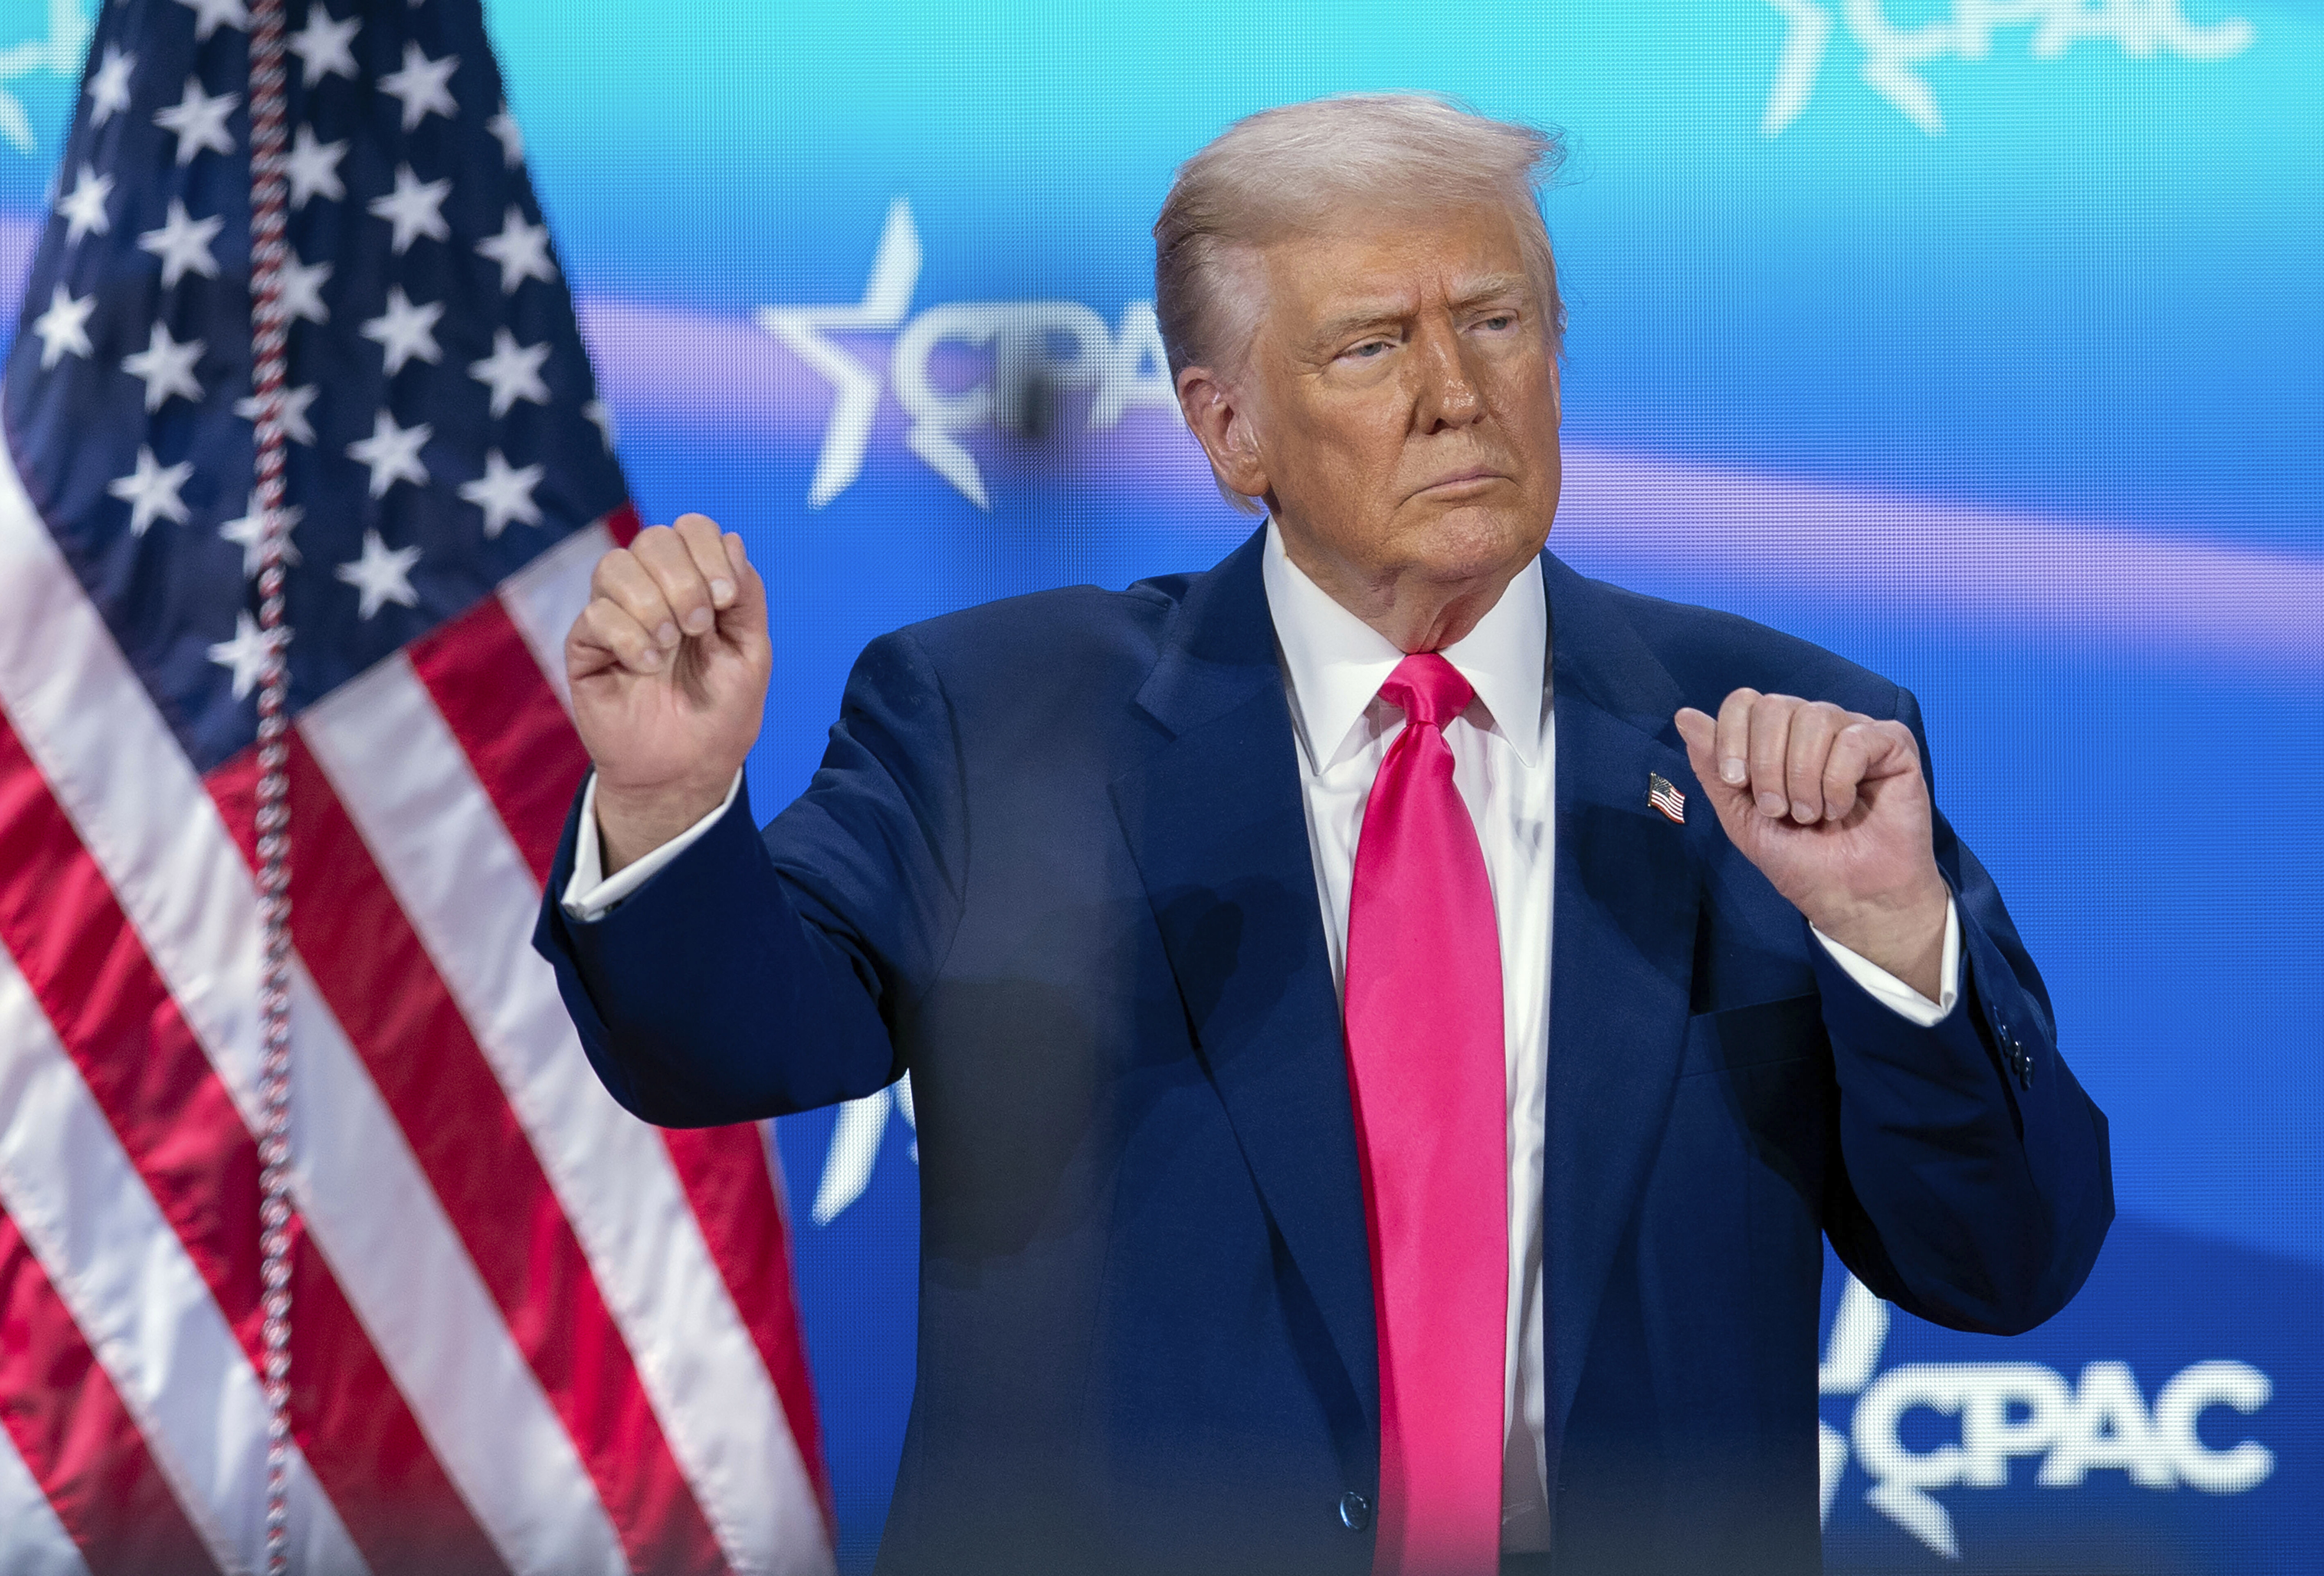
1152 93 1568 510
1155 93 1567 377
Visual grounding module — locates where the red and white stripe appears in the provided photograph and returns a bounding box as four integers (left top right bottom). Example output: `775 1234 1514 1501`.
0 434 832 1574
0 1396 88 1576
0 943 362 1574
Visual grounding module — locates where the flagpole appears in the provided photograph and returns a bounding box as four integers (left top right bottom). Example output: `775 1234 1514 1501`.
246 0 296 1571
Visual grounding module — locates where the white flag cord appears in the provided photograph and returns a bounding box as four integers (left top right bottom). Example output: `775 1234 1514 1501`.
244 1 296 1570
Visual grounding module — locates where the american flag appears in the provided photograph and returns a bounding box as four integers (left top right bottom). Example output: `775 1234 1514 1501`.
0 2 832 1573
1647 771 1686 824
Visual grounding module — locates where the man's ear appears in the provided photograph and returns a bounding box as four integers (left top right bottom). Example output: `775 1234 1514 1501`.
1176 367 1270 503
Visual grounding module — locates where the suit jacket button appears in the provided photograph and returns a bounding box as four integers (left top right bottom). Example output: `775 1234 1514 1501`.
1339 1490 1373 1532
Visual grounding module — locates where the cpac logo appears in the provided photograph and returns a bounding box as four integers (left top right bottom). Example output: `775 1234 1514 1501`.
759 199 1181 511
1761 0 2254 137
1819 1274 2274 1558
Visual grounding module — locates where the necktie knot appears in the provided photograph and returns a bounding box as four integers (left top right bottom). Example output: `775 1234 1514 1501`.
1377 651 1475 733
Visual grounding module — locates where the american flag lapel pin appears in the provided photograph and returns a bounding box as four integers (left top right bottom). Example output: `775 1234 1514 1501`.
1648 772 1687 824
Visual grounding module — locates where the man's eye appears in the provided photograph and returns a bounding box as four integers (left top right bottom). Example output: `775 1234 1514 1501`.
1348 340 1390 359
1479 314 1516 332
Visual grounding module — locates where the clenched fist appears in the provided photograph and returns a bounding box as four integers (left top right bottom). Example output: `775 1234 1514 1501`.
1674 690 1951 1000
566 513 771 874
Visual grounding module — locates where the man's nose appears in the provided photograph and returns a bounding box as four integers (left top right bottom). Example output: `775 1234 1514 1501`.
1411 317 1485 432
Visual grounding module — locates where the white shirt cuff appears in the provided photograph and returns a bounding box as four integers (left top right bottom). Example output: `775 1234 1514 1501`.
1811 897 1960 1027
560 771 744 923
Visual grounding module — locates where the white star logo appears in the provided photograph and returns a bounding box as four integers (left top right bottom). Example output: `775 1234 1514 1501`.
757 196 922 508
56 163 112 243
814 1073 916 1225
152 75 239 166
136 198 223 288
584 398 616 454
275 252 332 326
757 198 1178 511
86 44 133 127
107 444 195 536
121 321 206 412
219 491 304 578
30 284 95 369
234 382 319 446
475 206 555 294
1755 0 2254 139
346 408 432 497
467 327 550 417
283 124 348 209
1760 0 1835 137
287 6 359 88
378 41 458 132
361 285 445 375
175 0 249 42
485 101 523 167
335 528 423 619
368 163 451 255
458 448 546 539
206 610 285 701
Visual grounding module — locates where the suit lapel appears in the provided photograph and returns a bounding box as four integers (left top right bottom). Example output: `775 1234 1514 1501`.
1109 530 1380 1421
1541 554 1705 1440
1109 542 1712 1443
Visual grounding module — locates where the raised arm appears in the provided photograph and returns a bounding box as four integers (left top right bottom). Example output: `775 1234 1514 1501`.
534 515 960 1126
1676 687 2114 1333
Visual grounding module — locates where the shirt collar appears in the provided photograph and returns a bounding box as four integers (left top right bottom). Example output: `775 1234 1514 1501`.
1260 517 1548 773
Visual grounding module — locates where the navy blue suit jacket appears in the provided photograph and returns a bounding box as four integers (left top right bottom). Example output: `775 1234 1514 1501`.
535 530 2112 1576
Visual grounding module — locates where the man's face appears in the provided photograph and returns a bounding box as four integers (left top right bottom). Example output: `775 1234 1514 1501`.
1232 201 1562 622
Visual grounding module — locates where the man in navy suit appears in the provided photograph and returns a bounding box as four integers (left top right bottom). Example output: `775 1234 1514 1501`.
535 96 2111 1575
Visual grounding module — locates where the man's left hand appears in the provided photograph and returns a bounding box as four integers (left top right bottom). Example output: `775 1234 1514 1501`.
1675 691 1951 1000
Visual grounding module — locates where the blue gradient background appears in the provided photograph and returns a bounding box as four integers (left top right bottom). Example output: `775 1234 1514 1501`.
4 2 2316 1570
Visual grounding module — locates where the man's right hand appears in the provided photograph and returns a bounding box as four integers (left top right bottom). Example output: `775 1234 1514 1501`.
565 513 771 874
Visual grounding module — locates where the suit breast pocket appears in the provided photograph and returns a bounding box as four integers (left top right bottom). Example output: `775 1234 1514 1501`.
1679 993 1830 1082
1670 993 1836 1236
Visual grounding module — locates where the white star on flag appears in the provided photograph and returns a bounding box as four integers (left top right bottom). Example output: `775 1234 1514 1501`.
137 197 223 287
175 0 250 42
485 101 522 167
458 448 545 538
107 444 195 535
205 609 286 700
363 286 446 375
277 254 332 325
152 75 238 165
335 528 423 619
369 163 452 255
476 206 555 293
219 492 305 577
468 327 550 417
57 164 113 243
30 285 96 368
234 382 320 446
584 398 616 453
347 409 432 496
122 321 206 412
288 6 360 88
86 45 133 126
284 125 348 208
379 41 459 131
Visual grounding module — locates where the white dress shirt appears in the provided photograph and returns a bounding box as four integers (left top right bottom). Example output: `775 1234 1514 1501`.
564 524 1961 1551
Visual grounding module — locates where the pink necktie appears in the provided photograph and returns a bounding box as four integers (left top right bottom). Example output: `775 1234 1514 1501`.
1342 652 1508 1576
